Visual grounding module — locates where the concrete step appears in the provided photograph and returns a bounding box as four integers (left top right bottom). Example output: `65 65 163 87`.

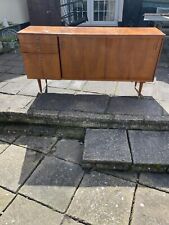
82 129 169 173
1 94 169 131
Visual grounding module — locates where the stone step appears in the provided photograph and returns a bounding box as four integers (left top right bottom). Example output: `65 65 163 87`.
82 129 169 172
1 94 169 131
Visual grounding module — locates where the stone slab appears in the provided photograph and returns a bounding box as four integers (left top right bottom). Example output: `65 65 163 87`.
0 134 18 143
139 173 169 192
129 130 169 168
0 82 28 95
48 80 71 89
83 81 117 95
115 82 137 96
107 97 163 116
68 171 135 225
30 93 109 113
0 195 63 225
0 94 33 112
69 80 86 91
14 135 58 154
48 87 75 95
0 188 15 213
52 139 83 164
62 217 83 225
131 185 169 225
0 144 42 192
0 65 12 73
20 156 84 213
0 82 7 88
83 129 132 166
7 65 25 74
0 141 10 154
18 80 44 97
0 73 24 82
102 171 138 183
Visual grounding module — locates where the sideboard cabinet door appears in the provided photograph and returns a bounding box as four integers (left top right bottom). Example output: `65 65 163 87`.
59 36 106 80
105 36 163 81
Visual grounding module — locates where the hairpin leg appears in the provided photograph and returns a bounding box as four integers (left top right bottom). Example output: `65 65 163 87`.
138 82 144 97
37 79 42 93
45 79 48 93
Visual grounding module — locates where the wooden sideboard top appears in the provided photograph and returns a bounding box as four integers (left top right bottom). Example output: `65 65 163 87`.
18 26 165 37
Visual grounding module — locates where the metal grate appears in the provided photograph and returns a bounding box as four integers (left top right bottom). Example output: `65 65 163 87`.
60 0 88 26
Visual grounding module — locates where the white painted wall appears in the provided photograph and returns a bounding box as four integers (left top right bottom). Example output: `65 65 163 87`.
0 0 29 24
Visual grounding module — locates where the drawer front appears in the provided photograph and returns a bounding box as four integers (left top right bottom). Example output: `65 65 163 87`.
23 53 61 80
19 34 58 54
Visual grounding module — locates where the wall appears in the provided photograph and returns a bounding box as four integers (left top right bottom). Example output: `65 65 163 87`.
0 0 29 24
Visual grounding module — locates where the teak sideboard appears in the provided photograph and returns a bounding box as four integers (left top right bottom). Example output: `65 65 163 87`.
18 26 165 96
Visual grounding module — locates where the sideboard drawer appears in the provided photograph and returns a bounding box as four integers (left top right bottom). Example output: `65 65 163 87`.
19 34 58 54
22 53 61 79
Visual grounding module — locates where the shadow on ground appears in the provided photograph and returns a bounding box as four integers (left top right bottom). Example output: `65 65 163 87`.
28 93 168 116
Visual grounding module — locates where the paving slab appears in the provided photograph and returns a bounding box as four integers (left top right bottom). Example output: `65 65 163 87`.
69 80 86 91
107 97 163 116
0 82 7 88
139 173 169 192
62 217 83 225
0 144 42 192
0 141 10 154
0 73 24 82
18 80 44 96
129 130 169 171
14 135 58 154
0 94 33 112
102 170 138 183
52 139 83 164
0 134 18 143
0 82 28 95
68 171 135 225
7 65 25 74
0 188 15 213
48 80 71 89
48 87 75 95
0 65 12 73
131 185 169 225
115 82 137 96
5 75 27 84
83 129 132 167
30 93 109 113
83 81 117 95
0 195 63 225
20 156 84 213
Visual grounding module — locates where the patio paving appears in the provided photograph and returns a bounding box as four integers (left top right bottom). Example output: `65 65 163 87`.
0 133 169 224
0 51 169 130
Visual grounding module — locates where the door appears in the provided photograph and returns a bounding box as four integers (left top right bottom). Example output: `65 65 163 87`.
27 0 61 26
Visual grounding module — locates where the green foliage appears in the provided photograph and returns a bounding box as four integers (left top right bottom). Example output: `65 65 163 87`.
0 36 17 42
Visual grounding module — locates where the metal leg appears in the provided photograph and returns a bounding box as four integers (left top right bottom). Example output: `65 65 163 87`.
135 82 137 88
37 79 42 93
138 82 144 97
45 79 48 93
